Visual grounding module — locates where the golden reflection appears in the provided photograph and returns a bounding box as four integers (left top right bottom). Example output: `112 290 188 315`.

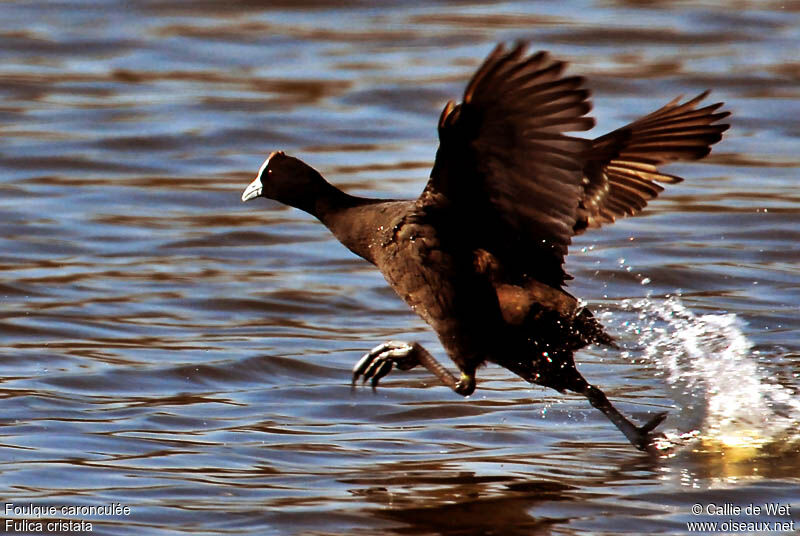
661 433 800 484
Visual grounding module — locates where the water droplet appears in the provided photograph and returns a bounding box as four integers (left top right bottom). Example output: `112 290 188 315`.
622 295 800 449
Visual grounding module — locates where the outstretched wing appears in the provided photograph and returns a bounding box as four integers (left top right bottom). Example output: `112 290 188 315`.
420 43 595 288
575 92 730 232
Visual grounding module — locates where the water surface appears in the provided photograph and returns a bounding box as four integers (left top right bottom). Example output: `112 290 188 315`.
1 1 799 534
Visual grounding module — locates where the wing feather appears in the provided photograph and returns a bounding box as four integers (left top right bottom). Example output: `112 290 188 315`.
420 43 729 286
422 43 594 287
575 93 729 232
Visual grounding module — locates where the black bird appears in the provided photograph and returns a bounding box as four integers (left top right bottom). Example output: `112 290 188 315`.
241 43 729 450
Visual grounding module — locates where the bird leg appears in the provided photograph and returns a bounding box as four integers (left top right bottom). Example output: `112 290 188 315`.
576 382 668 451
351 341 476 396
501 359 666 450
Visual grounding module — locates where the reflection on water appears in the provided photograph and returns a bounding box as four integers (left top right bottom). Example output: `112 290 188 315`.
1 0 799 534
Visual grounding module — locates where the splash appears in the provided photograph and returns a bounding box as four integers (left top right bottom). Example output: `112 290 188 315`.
619 294 800 451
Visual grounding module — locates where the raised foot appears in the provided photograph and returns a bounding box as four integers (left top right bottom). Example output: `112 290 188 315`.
351 340 420 389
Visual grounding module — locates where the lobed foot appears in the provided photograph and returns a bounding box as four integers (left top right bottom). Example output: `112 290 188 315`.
582 384 669 451
630 411 669 451
351 340 421 389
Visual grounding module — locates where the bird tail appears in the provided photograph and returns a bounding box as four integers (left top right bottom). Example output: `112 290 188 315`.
573 307 618 349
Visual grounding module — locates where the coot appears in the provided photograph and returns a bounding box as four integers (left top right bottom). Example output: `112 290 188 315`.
241 43 729 450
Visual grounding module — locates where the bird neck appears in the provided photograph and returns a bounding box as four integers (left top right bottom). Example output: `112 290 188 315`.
300 181 368 221
299 183 385 265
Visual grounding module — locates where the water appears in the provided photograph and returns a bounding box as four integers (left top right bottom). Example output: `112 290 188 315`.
1 1 799 534
620 294 800 452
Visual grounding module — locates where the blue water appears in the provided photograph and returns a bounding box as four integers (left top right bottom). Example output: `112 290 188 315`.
1 1 798 534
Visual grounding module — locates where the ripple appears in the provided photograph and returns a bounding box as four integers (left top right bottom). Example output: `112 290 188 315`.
1 1 799 534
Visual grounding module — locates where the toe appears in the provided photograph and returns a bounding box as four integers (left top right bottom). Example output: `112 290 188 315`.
361 356 387 383
641 412 668 434
351 340 418 389
370 360 393 389
352 352 376 384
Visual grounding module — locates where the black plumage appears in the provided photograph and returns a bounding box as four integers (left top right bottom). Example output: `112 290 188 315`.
241 43 729 450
